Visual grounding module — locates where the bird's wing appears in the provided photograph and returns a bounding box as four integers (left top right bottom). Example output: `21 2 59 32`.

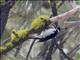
39 28 56 38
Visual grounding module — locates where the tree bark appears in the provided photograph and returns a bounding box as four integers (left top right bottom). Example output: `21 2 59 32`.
0 0 15 37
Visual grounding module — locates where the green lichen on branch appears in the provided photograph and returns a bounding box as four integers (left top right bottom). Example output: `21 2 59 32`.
0 46 6 53
0 15 49 55
11 28 30 42
31 15 49 30
0 28 30 54
4 42 13 48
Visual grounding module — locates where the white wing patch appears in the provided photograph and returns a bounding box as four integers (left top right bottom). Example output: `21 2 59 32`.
39 28 56 38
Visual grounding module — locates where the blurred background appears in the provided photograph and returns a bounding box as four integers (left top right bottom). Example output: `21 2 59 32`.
0 0 80 60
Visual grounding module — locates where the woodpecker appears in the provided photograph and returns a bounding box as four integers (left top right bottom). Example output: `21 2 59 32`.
36 25 61 42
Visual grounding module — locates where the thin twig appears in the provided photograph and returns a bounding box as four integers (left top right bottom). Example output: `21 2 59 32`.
68 44 80 57
26 39 36 60
53 38 73 60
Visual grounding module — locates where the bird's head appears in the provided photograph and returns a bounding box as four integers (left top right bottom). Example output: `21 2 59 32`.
57 26 61 32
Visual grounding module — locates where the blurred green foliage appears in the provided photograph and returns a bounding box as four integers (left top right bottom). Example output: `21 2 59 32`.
0 0 5 5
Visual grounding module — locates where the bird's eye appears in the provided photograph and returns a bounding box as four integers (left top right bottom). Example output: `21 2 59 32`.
57 27 61 31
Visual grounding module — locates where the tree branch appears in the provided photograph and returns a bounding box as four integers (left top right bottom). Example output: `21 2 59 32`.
25 39 36 60
68 44 80 57
53 38 73 60
64 21 80 28
50 6 80 22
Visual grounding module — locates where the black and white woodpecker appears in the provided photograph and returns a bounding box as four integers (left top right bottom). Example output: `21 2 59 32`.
34 22 61 42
